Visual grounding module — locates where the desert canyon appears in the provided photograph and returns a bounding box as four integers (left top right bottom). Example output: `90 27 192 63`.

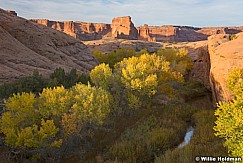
1 9 242 103
0 8 243 162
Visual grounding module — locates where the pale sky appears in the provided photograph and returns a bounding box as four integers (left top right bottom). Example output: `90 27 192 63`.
0 0 243 27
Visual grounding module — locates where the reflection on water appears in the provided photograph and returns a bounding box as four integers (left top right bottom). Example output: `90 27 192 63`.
178 126 194 149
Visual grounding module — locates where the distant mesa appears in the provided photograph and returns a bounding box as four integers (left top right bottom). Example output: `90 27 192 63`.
5 10 17 16
31 19 111 41
31 16 243 42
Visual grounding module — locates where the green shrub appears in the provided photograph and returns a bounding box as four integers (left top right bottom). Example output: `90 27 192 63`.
92 48 137 68
0 70 47 99
0 68 90 99
107 112 188 162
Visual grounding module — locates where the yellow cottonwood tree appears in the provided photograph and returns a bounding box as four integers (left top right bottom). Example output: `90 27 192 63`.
214 68 243 158
0 83 111 159
0 93 61 148
114 53 170 97
90 63 113 90
71 83 111 125
38 86 72 119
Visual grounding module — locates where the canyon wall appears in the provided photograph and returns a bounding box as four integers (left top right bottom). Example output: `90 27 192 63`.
137 25 243 42
208 33 243 104
32 16 243 42
31 19 111 41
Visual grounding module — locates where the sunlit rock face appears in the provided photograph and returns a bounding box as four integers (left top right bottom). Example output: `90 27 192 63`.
208 32 243 104
31 19 112 41
0 8 98 83
111 16 138 40
32 15 243 42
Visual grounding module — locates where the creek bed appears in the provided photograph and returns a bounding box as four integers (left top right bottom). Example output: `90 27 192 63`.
178 126 194 149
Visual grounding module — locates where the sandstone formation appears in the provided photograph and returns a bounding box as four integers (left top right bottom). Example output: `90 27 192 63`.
111 16 138 40
0 9 98 83
32 16 243 43
2 9 243 105
197 27 243 36
137 25 206 42
137 25 243 42
208 32 243 104
31 19 111 41
5 10 17 16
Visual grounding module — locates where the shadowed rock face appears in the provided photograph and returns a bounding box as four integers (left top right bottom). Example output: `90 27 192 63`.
0 9 98 83
163 41 211 89
208 33 243 104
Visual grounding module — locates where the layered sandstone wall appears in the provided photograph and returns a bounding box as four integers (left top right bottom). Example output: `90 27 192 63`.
137 25 243 42
137 25 176 42
32 16 243 43
197 27 243 35
31 19 111 41
111 16 138 40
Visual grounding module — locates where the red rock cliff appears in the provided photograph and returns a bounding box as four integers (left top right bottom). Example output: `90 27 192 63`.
111 16 138 40
32 16 243 42
31 19 111 41
137 25 243 42
208 33 243 104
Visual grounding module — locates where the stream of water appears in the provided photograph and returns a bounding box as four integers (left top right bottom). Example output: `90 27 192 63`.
178 126 194 149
